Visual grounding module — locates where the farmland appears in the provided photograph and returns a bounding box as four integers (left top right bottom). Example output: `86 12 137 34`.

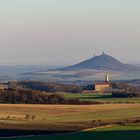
2 125 140 140
62 93 140 103
0 94 140 139
0 104 139 137
0 104 140 124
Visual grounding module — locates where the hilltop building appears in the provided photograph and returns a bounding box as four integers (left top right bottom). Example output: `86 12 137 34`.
83 74 110 93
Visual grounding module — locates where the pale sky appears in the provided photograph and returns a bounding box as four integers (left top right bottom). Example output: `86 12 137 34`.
0 0 140 65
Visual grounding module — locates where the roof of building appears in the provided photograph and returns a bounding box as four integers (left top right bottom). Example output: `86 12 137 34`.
95 82 110 85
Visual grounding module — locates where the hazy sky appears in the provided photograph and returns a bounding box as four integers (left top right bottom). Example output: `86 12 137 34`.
0 0 140 65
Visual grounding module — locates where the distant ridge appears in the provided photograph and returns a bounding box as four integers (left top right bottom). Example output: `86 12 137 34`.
54 53 140 71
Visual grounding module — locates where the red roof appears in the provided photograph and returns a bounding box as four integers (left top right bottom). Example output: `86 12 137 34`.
95 82 110 85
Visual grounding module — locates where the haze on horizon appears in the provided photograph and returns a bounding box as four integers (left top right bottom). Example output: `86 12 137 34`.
0 0 140 65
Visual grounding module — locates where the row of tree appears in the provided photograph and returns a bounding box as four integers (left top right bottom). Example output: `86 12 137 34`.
0 89 99 104
7 81 82 93
111 83 140 97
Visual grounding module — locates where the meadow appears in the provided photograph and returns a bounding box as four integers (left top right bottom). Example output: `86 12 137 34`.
62 93 140 103
2 125 140 140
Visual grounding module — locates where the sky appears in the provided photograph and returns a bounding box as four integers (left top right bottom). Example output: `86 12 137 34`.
0 0 140 65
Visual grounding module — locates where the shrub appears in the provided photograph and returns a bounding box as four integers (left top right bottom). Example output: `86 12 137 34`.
46 94 66 104
25 114 31 120
111 82 140 97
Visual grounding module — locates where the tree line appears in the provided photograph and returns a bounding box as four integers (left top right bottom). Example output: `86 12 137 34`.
111 83 140 97
7 81 82 93
0 89 100 104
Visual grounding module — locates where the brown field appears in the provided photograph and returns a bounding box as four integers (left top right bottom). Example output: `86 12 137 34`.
0 104 140 131
0 104 139 119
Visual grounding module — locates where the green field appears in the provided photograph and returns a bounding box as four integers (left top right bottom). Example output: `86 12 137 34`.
0 93 140 139
62 93 140 103
0 104 139 138
2 125 140 140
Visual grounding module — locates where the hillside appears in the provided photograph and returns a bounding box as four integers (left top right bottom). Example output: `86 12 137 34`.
7 81 82 93
20 54 140 82
56 53 140 71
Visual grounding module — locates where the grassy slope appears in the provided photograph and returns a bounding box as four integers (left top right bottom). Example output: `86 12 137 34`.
2 125 140 140
62 93 140 103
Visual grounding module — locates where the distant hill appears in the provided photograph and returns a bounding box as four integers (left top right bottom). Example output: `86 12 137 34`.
55 53 140 71
22 53 140 82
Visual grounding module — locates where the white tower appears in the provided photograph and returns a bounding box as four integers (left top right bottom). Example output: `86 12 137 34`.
105 74 109 83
